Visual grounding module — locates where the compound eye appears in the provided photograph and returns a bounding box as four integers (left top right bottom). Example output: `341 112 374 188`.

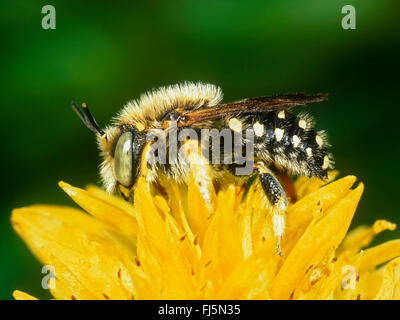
114 131 133 187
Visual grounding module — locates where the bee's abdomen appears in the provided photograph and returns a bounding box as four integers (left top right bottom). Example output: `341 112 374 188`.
244 110 332 179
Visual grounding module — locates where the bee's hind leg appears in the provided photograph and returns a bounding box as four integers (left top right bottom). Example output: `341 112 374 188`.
255 162 288 256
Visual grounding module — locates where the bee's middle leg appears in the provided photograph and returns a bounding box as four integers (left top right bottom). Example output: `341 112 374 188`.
255 162 288 256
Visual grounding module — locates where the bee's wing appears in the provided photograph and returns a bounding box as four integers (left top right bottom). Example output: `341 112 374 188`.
176 93 328 127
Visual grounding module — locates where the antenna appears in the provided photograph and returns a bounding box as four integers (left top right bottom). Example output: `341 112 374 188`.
71 102 105 136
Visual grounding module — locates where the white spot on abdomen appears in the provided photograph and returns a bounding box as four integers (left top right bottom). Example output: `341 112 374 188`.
299 119 307 129
292 135 301 148
253 121 264 137
274 128 284 142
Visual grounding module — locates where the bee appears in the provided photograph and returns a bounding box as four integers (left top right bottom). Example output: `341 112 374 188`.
72 82 332 255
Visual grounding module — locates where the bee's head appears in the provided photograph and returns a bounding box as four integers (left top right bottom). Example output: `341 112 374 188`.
72 102 146 194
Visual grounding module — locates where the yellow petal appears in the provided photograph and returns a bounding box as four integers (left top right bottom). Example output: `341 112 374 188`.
284 175 357 254
59 181 138 239
374 258 400 300
163 180 201 259
358 239 400 272
11 205 136 300
202 186 242 288
12 290 38 300
133 177 199 299
271 183 363 299
339 220 396 255
294 170 338 199
85 184 137 218
213 258 270 299
393 262 400 299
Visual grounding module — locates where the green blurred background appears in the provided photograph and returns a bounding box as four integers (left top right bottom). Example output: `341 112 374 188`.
1 0 399 299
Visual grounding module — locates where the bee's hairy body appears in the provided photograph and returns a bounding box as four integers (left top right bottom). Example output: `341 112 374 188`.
73 82 332 255
142 111 330 184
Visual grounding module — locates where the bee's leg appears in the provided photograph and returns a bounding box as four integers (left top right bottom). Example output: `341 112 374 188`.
255 162 287 256
117 183 132 202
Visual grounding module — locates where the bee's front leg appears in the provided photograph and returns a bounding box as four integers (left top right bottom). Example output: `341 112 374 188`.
255 162 287 256
117 183 133 202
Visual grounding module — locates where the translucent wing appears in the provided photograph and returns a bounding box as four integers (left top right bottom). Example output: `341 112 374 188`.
175 93 328 127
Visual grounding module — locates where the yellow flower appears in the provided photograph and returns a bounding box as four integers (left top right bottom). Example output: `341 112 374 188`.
11 161 400 300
